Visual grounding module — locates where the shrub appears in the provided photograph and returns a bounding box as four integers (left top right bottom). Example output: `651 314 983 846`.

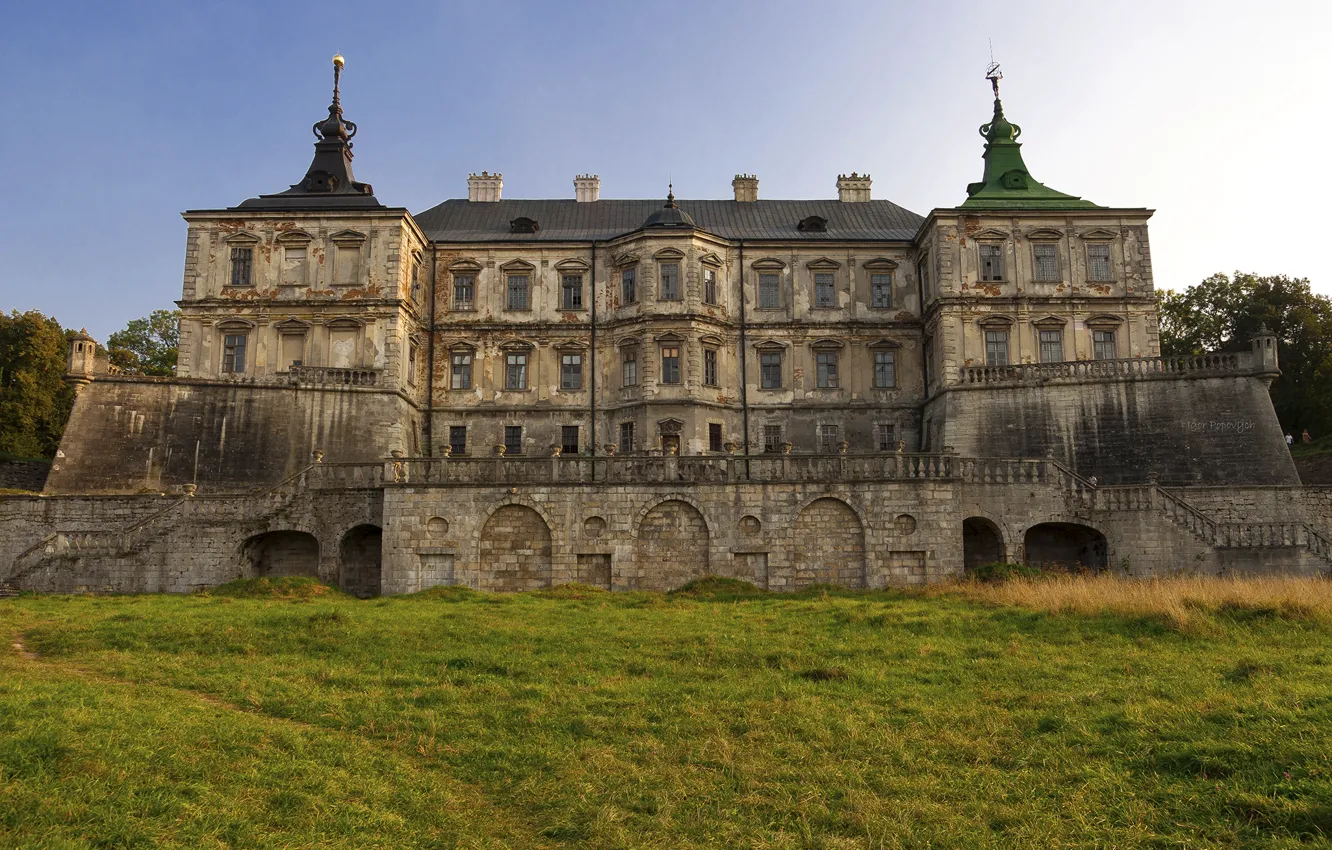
967 562 1041 583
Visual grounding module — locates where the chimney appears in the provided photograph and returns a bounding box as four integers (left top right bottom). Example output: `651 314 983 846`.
732 174 759 202
836 172 871 202
467 171 503 202
574 174 600 202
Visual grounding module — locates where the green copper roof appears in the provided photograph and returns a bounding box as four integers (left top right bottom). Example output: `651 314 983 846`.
960 91 1101 210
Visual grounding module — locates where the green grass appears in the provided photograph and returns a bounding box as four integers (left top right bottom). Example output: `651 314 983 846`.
2 581 1331 848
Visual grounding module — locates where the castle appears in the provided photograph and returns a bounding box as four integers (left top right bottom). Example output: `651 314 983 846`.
3 59 1322 596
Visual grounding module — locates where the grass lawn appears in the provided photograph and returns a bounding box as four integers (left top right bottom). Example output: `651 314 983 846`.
2 576 1331 849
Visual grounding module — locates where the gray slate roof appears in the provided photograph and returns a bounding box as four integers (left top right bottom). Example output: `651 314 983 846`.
414 198 925 243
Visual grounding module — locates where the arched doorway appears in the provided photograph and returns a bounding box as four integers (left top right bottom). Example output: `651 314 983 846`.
240 531 319 579
963 517 1006 572
479 505 552 591
1024 523 1108 572
792 498 866 588
634 500 709 590
340 524 383 598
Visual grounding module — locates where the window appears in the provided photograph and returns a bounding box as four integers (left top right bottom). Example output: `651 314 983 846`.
760 351 782 389
703 269 718 305
815 351 839 388
410 261 421 301
923 338 934 387
1087 244 1112 281
703 348 718 387
1039 329 1064 363
451 352 473 390
622 350 638 387
709 423 723 452
1033 244 1059 282
505 352 528 390
221 332 247 374
281 246 308 286
1093 329 1117 360
814 273 836 308
758 273 780 309
279 329 305 369
453 274 474 309
877 423 897 452
407 343 417 386
334 245 361 286
506 274 530 310
504 425 523 455
818 424 841 454
560 353 582 390
621 268 637 304
449 425 467 456
763 424 783 453
561 425 580 455
619 421 635 453
985 330 1009 367
561 274 583 310
661 346 681 384
873 350 896 388
980 244 1004 281
328 322 358 368
230 247 252 287
919 258 930 297
659 262 681 300
870 273 892 309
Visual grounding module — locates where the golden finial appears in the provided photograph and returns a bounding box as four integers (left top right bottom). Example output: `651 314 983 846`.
333 53 345 69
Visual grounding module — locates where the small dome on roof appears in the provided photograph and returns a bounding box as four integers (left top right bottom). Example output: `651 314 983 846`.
642 185 695 229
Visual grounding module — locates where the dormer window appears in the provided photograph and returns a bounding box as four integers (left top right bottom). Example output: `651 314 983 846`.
510 217 540 234
797 215 828 233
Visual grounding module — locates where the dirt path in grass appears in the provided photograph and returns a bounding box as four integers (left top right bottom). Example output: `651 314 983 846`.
3 627 556 847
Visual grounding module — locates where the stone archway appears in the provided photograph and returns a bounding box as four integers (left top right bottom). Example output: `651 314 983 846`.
340 524 383 598
633 499 709 590
792 498 866 589
1024 522 1108 572
479 505 553 591
963 517 1006 572
240 531 319 579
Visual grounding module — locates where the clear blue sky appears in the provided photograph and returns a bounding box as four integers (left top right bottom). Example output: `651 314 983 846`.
1 0 1327 340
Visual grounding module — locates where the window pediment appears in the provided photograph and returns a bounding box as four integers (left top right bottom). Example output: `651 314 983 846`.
1078 228 1118 240
409 332 427 346
657 418 684 434
326 317 364 330
611 252 640 268
224 231 260 245
555 258 590 272
1026 228 1064 240
216 319 255 331
617 335 641 348
976 315 1014 329
654 331 685 343
553 339 588 352
499 259 535 272
1033 315 1067 329
751 258 786 271
867 338 901 350
698 334 724 347
274 318 310 333
449 258 483 273
810 338 844 350
448 341 476 352
653 247 686 260
330 229 367 245
805 257 841 270
754 339 787 352
862 257 899 271
972 228 1009 241
276 230 313 245
499 339 534 352
1085 314 1125 328
699 252 723 268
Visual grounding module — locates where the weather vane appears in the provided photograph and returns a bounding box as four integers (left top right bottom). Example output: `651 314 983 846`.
986 39 1002 98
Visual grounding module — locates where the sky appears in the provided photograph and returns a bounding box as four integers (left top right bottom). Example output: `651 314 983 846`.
0 0 1328 341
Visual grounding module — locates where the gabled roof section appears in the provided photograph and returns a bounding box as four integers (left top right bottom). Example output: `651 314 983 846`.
415 197 923 242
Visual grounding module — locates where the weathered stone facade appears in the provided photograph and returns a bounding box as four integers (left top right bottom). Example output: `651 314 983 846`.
3 64 1323 594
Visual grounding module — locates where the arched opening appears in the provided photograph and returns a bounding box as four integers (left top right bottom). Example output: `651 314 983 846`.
479 505 552 591
792 498 866 588
634 500 709 591
1023 523 1108 572
240 531 319 579
340 524 383 598
963 517 1006 572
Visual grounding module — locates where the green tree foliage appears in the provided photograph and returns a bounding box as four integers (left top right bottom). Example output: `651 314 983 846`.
1159 273 1332 437
107 309 179 376
0 310 74 459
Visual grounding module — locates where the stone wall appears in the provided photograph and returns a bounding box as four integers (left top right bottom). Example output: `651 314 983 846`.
933 373 1298 486
47 378 421 495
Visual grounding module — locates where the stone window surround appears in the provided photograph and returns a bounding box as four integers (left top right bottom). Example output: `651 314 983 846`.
500 340 534 391
274 319 310 370
975 229 1009 283
555 341 587 392
657 332 684 385
1086 314 1125 360
500 259 535 311
655 247 686 302
976 316 1014 367
700 253 723 306
1026 229 1064 283
447 342 475 391
1079 230 1118 282
448 259 483 311
1033 316 1067 364
618 336 640 388
868 338 900 389
216 319 255 375
329 230 368 288
700 333 723 387
863 257 898 309
555 258 590 312
755 340 786 390
223 232 259 289
276 230 314 287
752 258 786 311
810 338 843 390
325 317 365 369
807 257 842 310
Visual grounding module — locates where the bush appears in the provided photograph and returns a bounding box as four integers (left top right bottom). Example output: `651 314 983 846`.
967 562 1041 583
206 576 344 600
668 575 767 600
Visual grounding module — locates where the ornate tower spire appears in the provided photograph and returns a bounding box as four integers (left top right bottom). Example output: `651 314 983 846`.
960 63 1099 209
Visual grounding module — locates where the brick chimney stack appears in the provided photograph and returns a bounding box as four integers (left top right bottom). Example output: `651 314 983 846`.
732 174 759 202
467 171 503 202
574 174 600 202
836 172 871 202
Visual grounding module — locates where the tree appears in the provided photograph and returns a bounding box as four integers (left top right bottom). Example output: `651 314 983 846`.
107 309 179 376
1159 273 1332 438
0 310 75 459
